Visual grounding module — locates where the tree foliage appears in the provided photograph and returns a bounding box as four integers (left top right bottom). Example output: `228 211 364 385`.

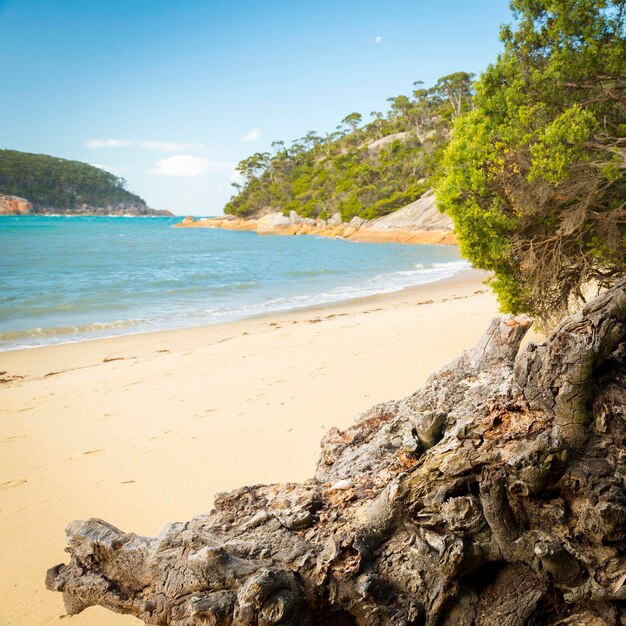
0 150 147 211
437 0 626 324
224 73 474 221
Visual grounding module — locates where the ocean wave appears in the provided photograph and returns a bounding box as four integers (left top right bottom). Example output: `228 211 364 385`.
166 259 472 324
0 319 145 344
432 261 469 269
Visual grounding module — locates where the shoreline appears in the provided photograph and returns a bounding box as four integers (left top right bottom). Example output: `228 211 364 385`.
0 269 542 626
174 214 457 245
0 266 471 354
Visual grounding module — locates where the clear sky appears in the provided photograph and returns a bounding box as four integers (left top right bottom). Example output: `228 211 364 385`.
1 0 513 215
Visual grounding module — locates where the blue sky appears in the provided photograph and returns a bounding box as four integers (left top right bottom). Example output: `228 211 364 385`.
1 0 513 215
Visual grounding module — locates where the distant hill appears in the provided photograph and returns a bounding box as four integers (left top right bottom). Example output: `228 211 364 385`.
224 72 474 222
0 150 172 216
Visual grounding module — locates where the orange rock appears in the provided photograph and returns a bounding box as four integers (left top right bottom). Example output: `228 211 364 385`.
173 214 457 246
347 229 457 245
0 194 32 215
175 216 258 231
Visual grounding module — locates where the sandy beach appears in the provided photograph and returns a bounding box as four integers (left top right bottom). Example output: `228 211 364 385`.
0 269 540 625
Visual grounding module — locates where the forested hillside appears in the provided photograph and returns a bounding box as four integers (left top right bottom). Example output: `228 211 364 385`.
225 73 473 221
0 150 169 215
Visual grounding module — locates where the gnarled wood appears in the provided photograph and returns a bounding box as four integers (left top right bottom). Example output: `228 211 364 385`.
47 279 626 625
514 282 626 448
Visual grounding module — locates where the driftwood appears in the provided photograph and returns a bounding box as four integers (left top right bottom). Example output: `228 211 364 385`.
47 279 626 625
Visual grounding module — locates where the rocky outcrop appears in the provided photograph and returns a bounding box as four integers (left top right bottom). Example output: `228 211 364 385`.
366 131 410 152
0 194 32 215
0 193 173 216
175 191 457 245
348 191 455 244
257 212 291 233
327 212 342 227
367 190 452 231
32 202 174 217
179 215 259 231
46 280 626 625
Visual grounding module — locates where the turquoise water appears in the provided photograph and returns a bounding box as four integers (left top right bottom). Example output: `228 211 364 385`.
0 215 467 350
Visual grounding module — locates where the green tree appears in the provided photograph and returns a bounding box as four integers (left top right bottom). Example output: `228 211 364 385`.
436 0 626 324
237 152 271 182
341 112 363 133
302 131 322 156
369 111 385 139
386 95 411 118
429 72 475 119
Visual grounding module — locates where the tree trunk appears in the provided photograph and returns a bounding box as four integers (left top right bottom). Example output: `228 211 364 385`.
46 279 626 626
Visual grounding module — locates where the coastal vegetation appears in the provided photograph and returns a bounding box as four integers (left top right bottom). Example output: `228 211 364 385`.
0 149 162 214
227 0 625 327
437 0 626 324
224 72 474 221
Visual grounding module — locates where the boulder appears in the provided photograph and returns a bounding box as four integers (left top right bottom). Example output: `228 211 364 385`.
341 225 357 237
256 212 291 234
0 194 32 215
327 212 342 226
349 216 366 229
366 131 409 152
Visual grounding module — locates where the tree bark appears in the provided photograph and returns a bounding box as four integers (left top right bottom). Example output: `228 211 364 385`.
46 279 626 626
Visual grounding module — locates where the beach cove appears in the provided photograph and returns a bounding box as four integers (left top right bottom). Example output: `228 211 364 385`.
0 269 543 625
0 215 464 351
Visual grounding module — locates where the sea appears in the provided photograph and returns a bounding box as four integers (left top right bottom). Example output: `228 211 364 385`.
0 215 469 351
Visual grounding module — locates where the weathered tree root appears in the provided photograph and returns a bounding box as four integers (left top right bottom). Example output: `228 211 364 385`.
47 279 626 625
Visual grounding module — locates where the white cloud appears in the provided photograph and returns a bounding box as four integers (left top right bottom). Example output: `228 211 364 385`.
149 155 235 177
86 139 133 149
92 163 128 175
375 35 382 44
242 128 262 142
86 139 209 152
